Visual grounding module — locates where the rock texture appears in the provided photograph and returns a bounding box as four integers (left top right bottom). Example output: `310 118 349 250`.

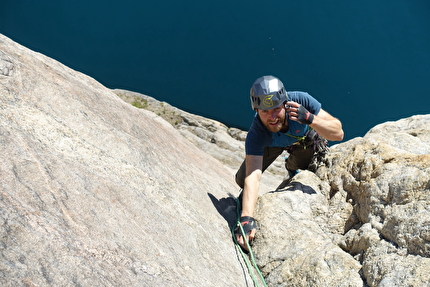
1 33 429 287
253 115 430 286
0 34 251 286
113 89 285 193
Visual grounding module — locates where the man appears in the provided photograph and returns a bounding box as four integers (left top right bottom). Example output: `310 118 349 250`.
234 75 344 250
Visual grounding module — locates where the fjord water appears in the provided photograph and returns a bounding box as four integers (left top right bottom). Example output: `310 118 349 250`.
1 1 429 141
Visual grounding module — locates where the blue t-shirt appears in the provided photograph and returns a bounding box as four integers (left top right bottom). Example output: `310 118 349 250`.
245 91 321 156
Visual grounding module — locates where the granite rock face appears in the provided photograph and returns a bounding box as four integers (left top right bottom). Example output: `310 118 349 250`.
113 88 285 193
1 33 429 287
0 34 251 287
253 115 430 286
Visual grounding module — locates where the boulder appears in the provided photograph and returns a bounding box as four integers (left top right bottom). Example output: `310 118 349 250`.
253 115 430 286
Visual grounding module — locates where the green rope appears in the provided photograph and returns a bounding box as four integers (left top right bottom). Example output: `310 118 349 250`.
232 197 268 287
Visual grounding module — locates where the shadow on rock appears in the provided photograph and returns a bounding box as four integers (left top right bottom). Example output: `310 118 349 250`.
272 181 317 195
208 193 238 231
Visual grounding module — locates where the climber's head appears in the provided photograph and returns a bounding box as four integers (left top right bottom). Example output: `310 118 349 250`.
250 75 288 111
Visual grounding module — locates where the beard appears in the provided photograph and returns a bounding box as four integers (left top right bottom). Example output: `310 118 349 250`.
263 115 286 133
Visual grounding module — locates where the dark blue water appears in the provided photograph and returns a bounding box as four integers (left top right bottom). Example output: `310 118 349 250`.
1 1 429 141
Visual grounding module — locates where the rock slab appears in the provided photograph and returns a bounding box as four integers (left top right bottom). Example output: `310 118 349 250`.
0 34 250 287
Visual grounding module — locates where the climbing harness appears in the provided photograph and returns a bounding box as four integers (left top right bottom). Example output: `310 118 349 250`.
285 128 329 171
232 196 268 287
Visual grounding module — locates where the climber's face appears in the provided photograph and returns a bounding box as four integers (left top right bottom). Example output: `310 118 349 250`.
257 105 286 133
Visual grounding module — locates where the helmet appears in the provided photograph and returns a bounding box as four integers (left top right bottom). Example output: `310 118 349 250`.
250 75 288 110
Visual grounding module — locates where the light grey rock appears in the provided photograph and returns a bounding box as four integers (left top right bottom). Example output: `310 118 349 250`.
253 172 363 287
0 33 251 287
302 115 430 286
340 223 380 256
113 88 286 193
362 241 430 287
2 32 430 287
251 115 430 286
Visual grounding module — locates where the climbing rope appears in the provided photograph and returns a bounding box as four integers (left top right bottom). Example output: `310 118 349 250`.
232 196 268 287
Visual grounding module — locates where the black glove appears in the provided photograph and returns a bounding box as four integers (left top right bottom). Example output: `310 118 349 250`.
297 105 314 125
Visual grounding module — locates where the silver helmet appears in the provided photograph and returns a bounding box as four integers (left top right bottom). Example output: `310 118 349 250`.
250 75 288 110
